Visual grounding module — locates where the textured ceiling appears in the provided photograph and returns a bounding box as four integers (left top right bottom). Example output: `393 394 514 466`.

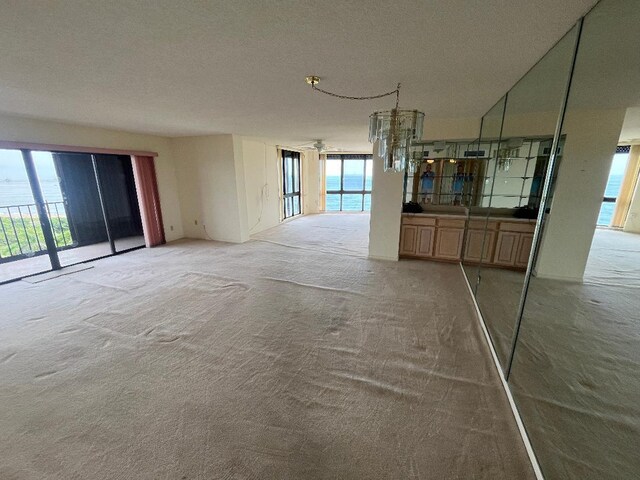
0 0 597 150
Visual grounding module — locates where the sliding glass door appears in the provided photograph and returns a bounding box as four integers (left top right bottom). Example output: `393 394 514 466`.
94 155 145 252
0 149 53 282
44 152 112 266
282 150 301 219
0 149 146 283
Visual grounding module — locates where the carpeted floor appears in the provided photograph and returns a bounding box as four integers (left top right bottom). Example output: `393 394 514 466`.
465 228 640 480
509 228 640 480
0 214 534 479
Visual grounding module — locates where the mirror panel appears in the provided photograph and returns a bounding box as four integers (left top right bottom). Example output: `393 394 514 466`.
460 97 506 291
473 24 579 368
509 0 640 478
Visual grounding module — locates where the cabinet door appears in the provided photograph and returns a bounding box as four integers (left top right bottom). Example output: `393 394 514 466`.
434 228 464 260
515 233 534 268
464 229 495 262
399 225 418 255
494 232 520 266
416 226 435 257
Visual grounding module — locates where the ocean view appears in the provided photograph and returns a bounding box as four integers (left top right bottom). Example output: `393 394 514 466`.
598 173 623 226
0 180 63 206
325 174 372 211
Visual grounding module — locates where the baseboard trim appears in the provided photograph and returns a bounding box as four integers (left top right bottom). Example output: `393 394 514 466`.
368 254 399 261
459 263 544 480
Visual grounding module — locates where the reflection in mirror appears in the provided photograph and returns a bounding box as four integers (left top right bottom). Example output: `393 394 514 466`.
509 0 640 478
459 97 507 292
473 24 579 368
404 141 485 208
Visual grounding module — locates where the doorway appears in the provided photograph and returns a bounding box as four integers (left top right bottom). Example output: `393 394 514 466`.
0 149 146 283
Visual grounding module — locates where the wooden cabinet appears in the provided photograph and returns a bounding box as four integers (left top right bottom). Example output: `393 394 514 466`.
434 228 464 260
464 229 495 262
399 213 535 270
494 231 520 265
416 226 435 257
400 224 436 257
399 225 418 255
494 230 534 267
515 233 534 268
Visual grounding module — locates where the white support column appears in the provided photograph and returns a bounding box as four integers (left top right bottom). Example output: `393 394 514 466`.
302 150 320 215
368 144 404 261
535 108 626 281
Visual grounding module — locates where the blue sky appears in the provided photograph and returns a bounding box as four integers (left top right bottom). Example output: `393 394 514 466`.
0 149 58 181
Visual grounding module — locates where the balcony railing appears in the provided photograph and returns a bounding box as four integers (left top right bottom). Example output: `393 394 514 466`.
0 202 74 263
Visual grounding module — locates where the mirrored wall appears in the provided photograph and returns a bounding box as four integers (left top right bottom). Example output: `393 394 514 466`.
459 0 640 478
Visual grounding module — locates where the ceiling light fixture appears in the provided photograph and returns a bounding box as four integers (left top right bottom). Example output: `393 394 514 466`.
313 140 326 153
497 138 524 172
305 76 424 172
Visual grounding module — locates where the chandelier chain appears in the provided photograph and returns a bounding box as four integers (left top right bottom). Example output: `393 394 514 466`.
311 83 401 105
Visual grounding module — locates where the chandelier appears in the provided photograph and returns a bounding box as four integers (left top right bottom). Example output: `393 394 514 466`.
496 138 524 172
306 76 425 172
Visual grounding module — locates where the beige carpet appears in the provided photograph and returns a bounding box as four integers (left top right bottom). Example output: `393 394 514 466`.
473 268 525 367
509 228 640 480
0 214 533 479
252 213 370 258
469 228 640 479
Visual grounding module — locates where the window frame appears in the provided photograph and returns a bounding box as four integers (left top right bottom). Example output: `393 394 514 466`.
325 154 372 212
281 150 302 220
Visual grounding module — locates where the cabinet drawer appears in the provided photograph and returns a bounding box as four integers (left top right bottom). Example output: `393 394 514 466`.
499 222 535 233
468 220 498 230
437 218 465 228
402 216 437 226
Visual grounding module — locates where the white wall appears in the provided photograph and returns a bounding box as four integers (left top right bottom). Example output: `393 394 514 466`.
171 134 249 243
368 142 405 260
424 117 482 141
302 150 320 215
535 108 627 280
240 138 281 235
0 113 184 242
625 185 640 233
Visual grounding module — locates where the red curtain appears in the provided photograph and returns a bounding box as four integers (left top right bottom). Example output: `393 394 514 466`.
131 156 165 247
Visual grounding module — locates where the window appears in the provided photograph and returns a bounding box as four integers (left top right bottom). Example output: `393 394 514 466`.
597 146 630 226
325 154 372 211
282 150 301 219
0 148 146 284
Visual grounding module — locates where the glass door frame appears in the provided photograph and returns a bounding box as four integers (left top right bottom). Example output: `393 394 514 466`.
282 150 302 219
0 148 146 285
